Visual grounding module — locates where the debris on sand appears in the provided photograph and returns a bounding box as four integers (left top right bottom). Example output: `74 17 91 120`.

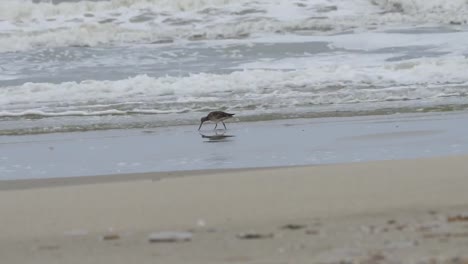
447 214 468 223
101 233 120 241
305 229 320 235
280 224 306 230
236 232 274 240
148 231 193 243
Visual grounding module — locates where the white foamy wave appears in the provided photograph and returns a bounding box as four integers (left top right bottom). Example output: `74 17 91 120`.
0 109 126 117
0 108 190 117
233 55 468 84
1 55 468 118
0 0 467 52
0 0 241 20
372 0 468 16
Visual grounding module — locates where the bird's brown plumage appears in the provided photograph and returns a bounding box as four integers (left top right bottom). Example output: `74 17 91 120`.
198 111 235 130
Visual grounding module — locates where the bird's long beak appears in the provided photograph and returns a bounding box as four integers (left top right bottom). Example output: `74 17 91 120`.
198 121 204 130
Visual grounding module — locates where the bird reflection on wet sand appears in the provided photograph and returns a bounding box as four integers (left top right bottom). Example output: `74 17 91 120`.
199 130 235 142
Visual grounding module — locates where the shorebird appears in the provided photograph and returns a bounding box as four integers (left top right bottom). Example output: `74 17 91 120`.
198 111 235 130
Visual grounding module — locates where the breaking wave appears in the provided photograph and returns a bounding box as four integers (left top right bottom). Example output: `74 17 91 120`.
1 55 468 119
0 0 467 52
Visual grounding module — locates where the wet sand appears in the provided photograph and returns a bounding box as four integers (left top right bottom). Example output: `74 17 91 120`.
2 111 468 180
1 155 468 263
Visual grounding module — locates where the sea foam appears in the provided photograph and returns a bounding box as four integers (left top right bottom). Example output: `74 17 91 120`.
0 0 467 52
1 55 468 118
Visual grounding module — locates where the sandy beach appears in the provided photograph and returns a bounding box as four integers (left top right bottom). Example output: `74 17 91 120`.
2 155 468 263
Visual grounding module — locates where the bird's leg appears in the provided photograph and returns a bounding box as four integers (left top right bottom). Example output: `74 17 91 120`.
214 123 218 129
222 122 227 129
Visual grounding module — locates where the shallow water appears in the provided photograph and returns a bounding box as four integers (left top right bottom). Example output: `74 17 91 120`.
1 111 468 180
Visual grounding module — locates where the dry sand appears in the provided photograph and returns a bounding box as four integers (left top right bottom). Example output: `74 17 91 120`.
2 155 468 263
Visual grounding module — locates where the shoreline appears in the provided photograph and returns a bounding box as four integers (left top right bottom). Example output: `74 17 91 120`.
3 106 468 137
2 155 468 263
0 153 464 191
2 110 468 180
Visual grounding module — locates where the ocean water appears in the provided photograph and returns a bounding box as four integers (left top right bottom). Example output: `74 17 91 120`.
1 0 468 135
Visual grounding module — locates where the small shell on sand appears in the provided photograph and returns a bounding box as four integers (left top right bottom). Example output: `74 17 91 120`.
305 229 320 235
148 231 193 243
101 233 120 241
447 214 468 222
236 232 274 240
280 224 306 230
